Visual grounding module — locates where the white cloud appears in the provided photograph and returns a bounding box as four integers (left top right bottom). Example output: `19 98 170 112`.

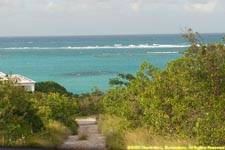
0 0 223 14
130 0 142 12
0 0 224 36
184 0 218 13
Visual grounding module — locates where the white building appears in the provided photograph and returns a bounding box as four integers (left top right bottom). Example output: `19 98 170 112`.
0 72 35 92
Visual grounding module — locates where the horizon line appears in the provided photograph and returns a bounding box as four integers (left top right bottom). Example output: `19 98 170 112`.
0 32 224 38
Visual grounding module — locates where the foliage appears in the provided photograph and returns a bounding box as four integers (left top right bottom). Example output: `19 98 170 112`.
109 73 135 86
78 88 104 116
35 81 73 96
31 92 79 134
124 128 193 146
98 114 130 150
100 31 225 146
1 30 224 147
0 83 44 145
194 95 225 146
0 80 79 146
26 120 71 148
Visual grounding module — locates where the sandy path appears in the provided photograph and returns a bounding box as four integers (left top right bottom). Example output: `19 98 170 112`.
59 118 106 150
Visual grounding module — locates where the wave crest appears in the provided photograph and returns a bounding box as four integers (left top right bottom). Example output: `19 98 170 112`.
147 51 179 54
0 44 190 50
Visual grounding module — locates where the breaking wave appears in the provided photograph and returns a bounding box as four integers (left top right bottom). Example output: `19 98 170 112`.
0 44 190 50
147 51 179 54
64 71 118 77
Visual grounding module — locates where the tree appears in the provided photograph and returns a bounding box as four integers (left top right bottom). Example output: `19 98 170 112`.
109 73 135 86
35 81 73 96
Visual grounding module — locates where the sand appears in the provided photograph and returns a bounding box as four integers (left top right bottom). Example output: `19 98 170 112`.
59 117 106 150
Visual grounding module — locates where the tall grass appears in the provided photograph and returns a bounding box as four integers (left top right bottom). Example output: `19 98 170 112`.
125 128 194 147
26 120 71 148
98 114 194 150
0 120 71 147
98 114 130 150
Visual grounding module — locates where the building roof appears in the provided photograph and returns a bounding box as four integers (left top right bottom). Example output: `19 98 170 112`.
0 72 8 80
0 72 35 84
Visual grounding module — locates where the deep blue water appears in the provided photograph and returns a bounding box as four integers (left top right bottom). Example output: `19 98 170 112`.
0 34 224 94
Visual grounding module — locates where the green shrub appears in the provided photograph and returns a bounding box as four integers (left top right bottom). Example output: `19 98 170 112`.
0 80 79 147
98 114 130 150
31 93 79 135
0 83 44 145
35 81 73 96
195 96 225 146
100 32 225 145
78 88 104 116
26 120 71 147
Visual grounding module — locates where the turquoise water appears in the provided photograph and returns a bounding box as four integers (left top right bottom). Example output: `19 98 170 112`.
0 34 224 94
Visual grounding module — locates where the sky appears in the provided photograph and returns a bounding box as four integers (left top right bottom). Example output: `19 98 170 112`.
0 0 225 36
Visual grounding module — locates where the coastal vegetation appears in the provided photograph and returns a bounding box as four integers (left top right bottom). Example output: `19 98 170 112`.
0 30 224 148
98 30 225 148
35 81 74 96
0 81 79 147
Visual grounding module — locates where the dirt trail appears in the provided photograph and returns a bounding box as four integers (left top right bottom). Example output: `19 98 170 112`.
59 117 106 150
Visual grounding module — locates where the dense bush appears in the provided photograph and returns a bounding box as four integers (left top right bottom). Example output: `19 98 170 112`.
0 82 44 145
35 81 73 96
0 81 80 146
26 120 71 147
100 31 225 146
98 114 131 150
31 92 79 134
78 88 104 116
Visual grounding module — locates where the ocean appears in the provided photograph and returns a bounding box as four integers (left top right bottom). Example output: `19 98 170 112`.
0 34 224 94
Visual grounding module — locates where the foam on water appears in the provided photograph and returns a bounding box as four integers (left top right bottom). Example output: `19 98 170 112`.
64 71 118 77
0 44 190 50
147 51 179 54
